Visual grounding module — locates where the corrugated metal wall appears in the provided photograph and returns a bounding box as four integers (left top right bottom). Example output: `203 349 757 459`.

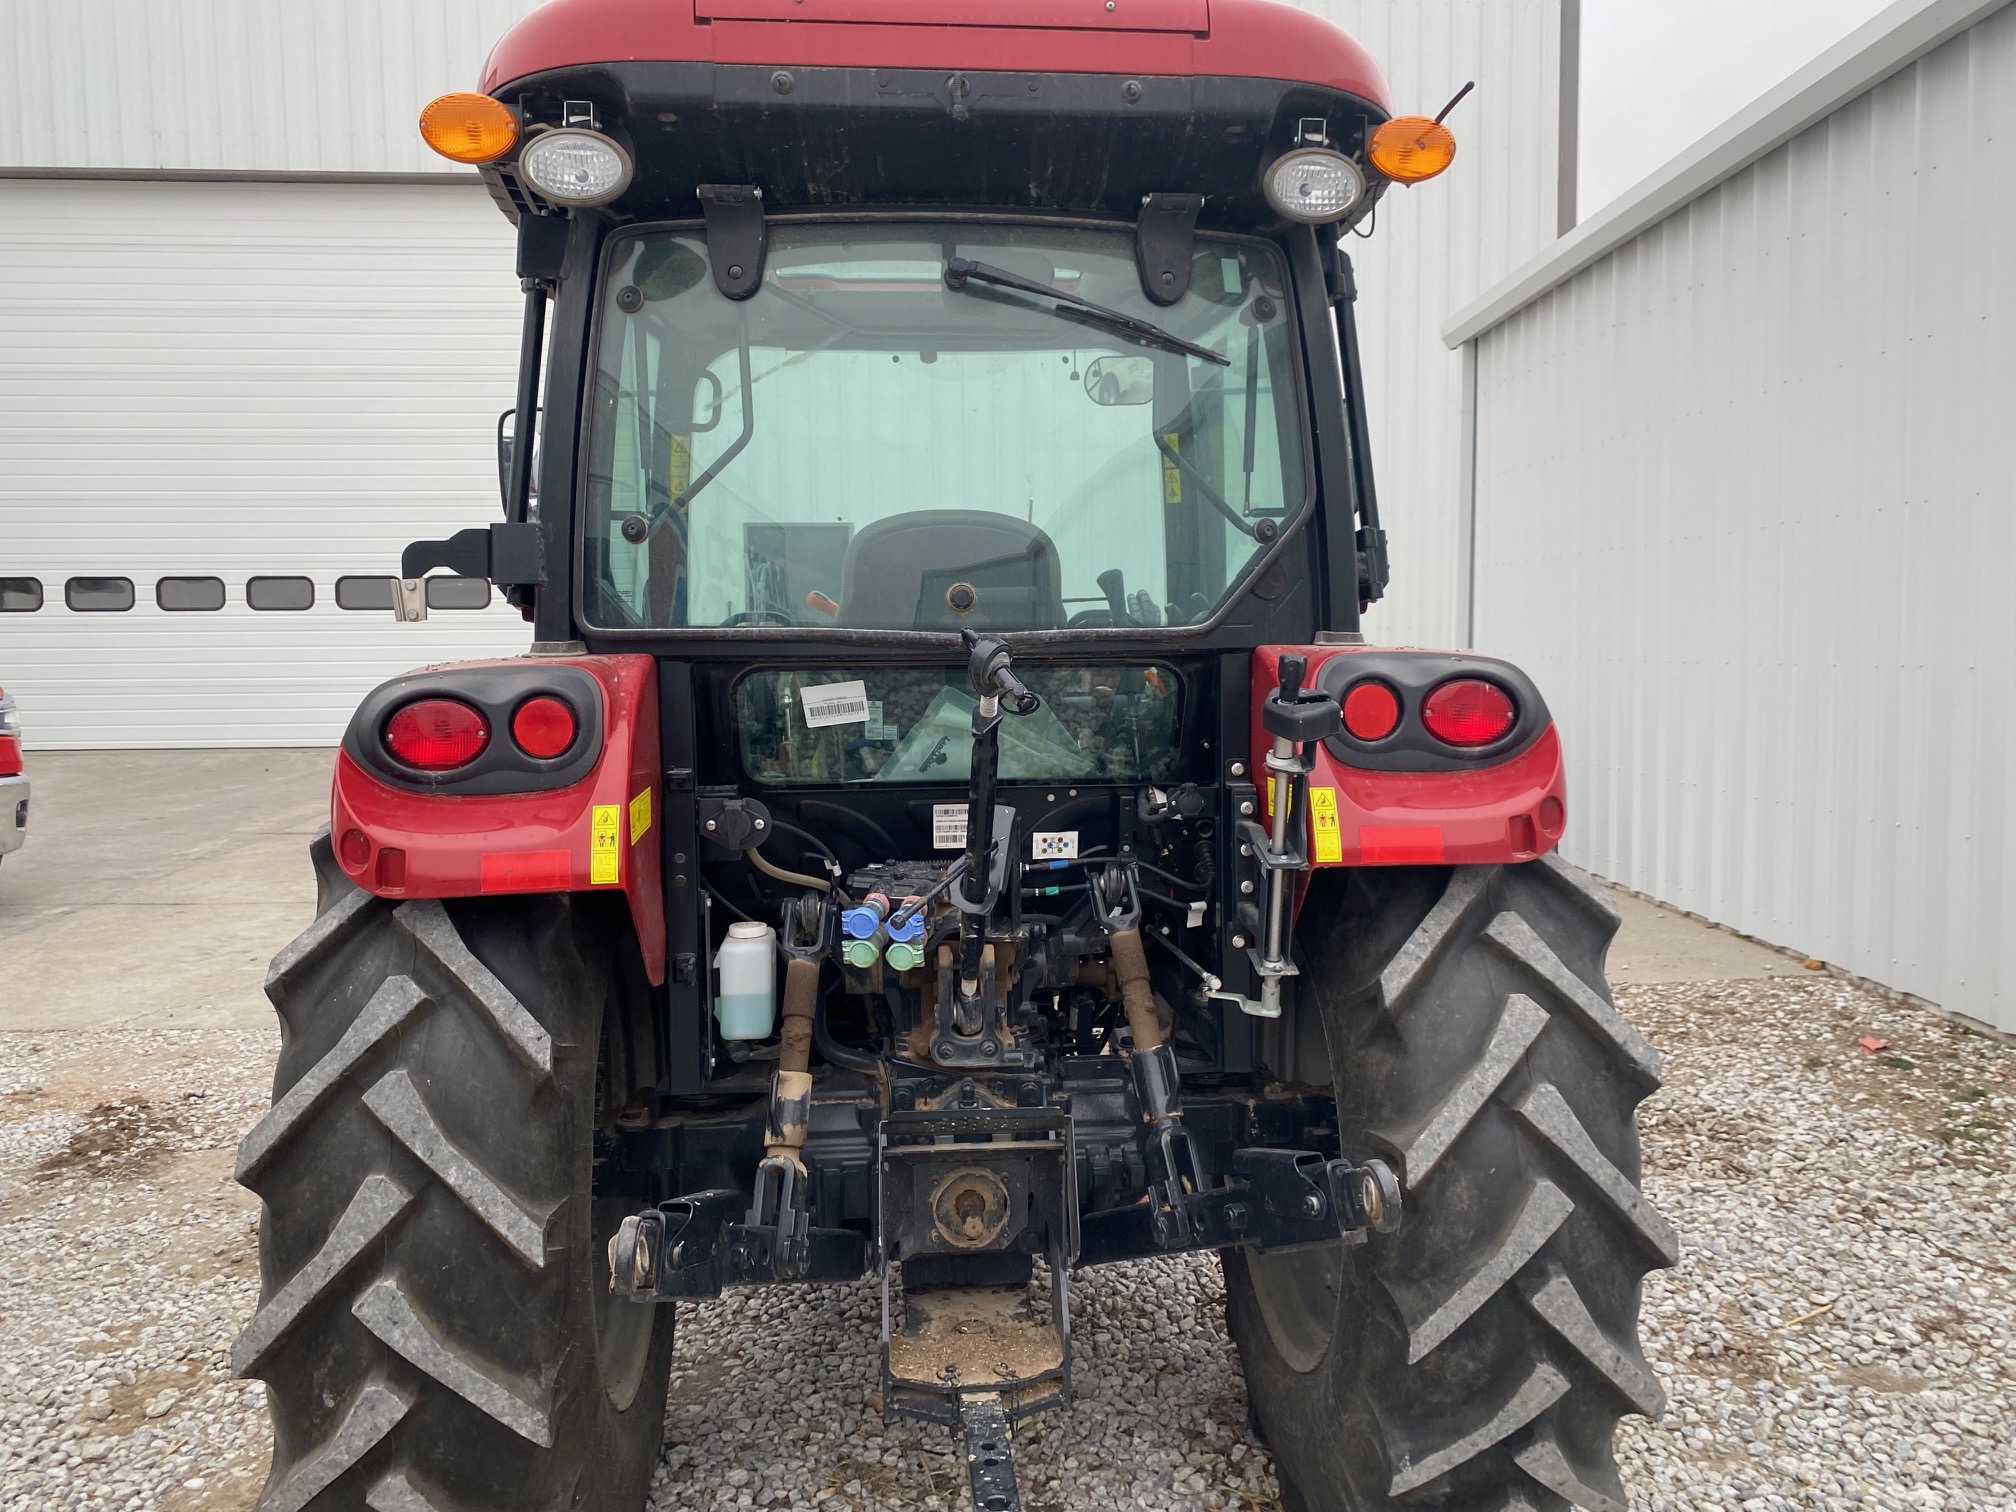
1306 0 1566 649
0 0 539 175
1468 4 2016 1028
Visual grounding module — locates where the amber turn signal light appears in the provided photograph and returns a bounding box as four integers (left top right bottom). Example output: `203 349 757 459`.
419 92 520 165
1368 115 1458 184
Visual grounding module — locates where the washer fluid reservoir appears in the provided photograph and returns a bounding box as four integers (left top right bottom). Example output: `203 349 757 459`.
714 921 778 1040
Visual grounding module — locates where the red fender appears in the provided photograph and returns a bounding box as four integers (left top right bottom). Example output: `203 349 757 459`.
329 655 666 984
1251 645 1569 870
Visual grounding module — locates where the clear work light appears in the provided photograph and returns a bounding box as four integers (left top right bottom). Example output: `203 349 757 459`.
1261 147 1366 224
519 129 634 206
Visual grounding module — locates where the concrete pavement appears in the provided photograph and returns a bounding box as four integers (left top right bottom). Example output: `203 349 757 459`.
0 750 327 1031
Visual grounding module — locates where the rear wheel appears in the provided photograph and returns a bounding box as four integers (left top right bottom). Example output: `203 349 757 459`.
1226 855 1673 1511
234 830 676 1511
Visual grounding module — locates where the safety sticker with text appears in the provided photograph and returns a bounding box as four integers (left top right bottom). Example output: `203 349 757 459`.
629 788 652 846
591 804 622 884
1307 787 1344 864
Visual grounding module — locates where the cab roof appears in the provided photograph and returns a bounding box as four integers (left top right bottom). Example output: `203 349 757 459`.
481 0 1390 110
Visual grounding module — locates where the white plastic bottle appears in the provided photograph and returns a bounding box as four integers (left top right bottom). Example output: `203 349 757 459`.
714 921 778 1040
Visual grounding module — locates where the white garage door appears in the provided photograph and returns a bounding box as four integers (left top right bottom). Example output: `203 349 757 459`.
0 177 534 748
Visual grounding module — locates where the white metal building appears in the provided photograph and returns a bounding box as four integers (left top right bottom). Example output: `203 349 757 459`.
1318 0 1575 651
1446 0 2016 1031
0 0 546 747
0 0 1568 748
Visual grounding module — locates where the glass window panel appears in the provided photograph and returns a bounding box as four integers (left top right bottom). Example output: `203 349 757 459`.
155 576 226 612
65 577 135 612
582 223 1303 631
0 578 43 612
734 664 1182 785
425 576 493 610
335 576 394 611
246 576 315 611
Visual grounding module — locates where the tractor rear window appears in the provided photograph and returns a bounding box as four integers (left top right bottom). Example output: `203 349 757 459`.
734 665 1182 785
581 221 1305 633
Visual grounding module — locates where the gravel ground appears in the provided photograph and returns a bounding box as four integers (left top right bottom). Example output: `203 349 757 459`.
2 975 2011 1512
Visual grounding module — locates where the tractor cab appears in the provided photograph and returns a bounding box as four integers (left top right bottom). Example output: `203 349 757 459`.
232 8 1669 1512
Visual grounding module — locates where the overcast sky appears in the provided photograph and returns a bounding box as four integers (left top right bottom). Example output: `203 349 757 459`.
1579 0 1896 215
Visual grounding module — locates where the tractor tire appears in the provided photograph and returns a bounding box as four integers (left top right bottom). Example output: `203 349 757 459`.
233 830 677 1512
1225 854 1674 1512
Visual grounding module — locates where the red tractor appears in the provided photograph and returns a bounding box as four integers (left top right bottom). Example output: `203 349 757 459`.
234 4 1672 1509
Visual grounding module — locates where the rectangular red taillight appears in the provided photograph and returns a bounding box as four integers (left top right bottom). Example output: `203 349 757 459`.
480 850 573 893
694 0 1209 31
1357 825 1444 864
0 734 21 778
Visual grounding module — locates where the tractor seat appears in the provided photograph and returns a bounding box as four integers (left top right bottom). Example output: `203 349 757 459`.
836 510 1065 630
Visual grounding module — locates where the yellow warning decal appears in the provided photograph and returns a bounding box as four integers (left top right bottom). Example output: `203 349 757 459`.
1160 433 1183 505
629 788 652 846
666 435 692 501
591 804 621 885
1308 787 1344 864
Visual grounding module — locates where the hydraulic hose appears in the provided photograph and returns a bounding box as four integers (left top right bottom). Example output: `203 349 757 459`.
814 992 881 1073
746 846 830 893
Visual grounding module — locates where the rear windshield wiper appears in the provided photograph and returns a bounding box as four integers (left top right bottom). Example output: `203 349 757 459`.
944 257 1232 368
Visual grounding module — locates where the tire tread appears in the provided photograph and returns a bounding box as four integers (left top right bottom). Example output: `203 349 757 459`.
1226 856 1674 1510
352 1280 554 1447
237 859 674 1511
361 1068 556 1267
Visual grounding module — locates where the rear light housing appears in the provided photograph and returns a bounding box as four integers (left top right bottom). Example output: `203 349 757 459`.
384 699 491 771
1340 680 1401 742
342 663 606 795
0 691 20 778
1421 679 1517 748
511 696 578 759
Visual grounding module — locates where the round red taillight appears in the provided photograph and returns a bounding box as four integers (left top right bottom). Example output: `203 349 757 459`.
1421 679 1517 747
384 698 490 770
511 696 578 759
338 828 371 868
1340 680 1401 741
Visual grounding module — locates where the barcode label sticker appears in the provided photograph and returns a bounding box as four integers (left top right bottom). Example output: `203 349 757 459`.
933 804 970 850
800 679 871 729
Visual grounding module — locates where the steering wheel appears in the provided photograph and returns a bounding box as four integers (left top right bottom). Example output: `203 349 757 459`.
720 609 795 626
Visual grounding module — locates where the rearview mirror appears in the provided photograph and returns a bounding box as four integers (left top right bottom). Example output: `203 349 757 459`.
1083 355 1154 406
